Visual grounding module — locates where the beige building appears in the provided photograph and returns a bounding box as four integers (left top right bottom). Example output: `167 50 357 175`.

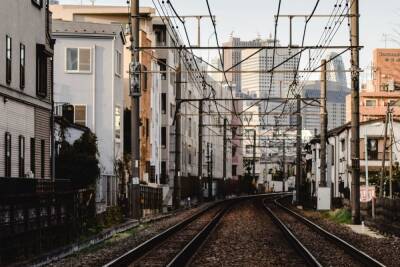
346 48 400 122
1 0 54 179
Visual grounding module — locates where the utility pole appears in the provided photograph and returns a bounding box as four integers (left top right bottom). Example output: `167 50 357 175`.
296 94 302 203
282 138 286 192
379 105 390 197
208 143 213 200
320 59 327 187
350 0 361 225
223 118 227 198
389 112 393 198
252 129 257 191
198 100 203 202
173 62 182 209
130 0 141 219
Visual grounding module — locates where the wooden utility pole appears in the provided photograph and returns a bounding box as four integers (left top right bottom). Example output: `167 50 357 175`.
129 0 141 219
320 59 327 187
380 105 390 197
198 100 204 201
223 118 227 198
296 94 302 203
252 129 257 189
173 63 182 209
282 138 286 192
389 112 393 198
350 0 361 224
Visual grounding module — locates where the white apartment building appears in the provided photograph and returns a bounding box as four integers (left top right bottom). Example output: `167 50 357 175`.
307 119 400 198
52 20 125 213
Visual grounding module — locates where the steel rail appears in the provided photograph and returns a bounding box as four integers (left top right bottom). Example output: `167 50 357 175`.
274 198 386 267
103 193 285 267
166 201 233 267
102 201 222 267
262 198 323 267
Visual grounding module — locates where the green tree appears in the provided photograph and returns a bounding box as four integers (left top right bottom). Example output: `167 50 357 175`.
56 131 100 189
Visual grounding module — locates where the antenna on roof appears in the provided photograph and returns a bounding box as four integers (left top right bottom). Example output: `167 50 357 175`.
89 0 96 5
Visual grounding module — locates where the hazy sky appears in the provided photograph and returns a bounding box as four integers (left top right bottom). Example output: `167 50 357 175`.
59 0 400 83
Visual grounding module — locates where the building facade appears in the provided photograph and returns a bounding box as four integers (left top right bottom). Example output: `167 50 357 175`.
346 48 400 122
306 119 400 199
0 0 54 180
52 20 125 212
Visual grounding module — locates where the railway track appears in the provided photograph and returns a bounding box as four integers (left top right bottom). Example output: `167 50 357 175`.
262 197 386 267
103 193 285 267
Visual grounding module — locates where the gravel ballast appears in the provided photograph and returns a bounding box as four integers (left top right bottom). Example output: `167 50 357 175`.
48 204 212 267
282 198 400 267
191 200 307 266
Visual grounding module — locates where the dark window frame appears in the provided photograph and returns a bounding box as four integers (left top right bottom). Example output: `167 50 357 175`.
161 161 167 184
36 44 48 98
142 65 148 91
20 43 25 89
30 138 36 176
161 93 167 114
40 139 45 178
19 136 25 177
161 127 167 147
6 35 12 84
5 132 12 177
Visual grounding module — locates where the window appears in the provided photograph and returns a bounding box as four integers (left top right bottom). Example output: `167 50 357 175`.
153 25 167 46
40 140 45 178
20 44 25 89
6 35 11 84
36 44 48 97
161 161 167 184
158 59 167 80
66 48 91 72
5 133 11 177
232 165 237 176
188 118 192 137
161 127 167 147
341 139 345 152
31 0 43 8
188 152 192 165
232 146 237 157
367 138 378 160
389 99 400 107
246 145 252 154
74 105 86 126
115 50 122 76
30 138 36 176
115 106 121 140
365 99 376 107
161 93 167 114
19 136 25 177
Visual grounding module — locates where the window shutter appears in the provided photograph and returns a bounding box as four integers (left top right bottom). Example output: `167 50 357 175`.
79 48 91 72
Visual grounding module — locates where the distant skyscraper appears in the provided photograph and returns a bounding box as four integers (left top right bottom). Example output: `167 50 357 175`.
326 52 347 86
302 53 349 134
241 38 300 128
223 36 263 93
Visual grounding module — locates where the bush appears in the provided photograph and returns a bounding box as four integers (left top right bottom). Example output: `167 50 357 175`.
56 131 100 189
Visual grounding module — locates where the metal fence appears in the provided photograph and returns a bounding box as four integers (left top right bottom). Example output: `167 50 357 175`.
0 178 91 265
140 185 163 211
